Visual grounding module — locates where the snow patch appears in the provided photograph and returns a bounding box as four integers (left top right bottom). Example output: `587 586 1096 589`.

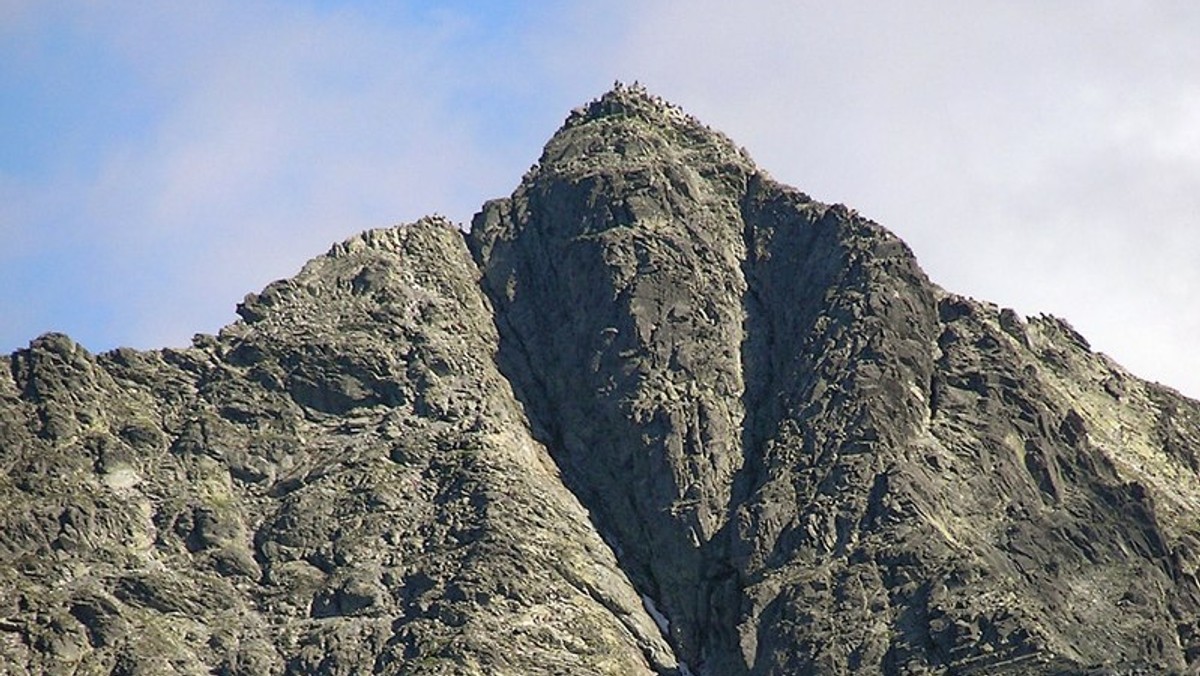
601 531 624 558
642 594 696 674
641 594 671 635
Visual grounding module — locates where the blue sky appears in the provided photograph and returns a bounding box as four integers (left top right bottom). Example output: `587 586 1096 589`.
3 1 1199 398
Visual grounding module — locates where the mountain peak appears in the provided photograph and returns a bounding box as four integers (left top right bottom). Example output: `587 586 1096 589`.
565 81 690 127
6 87 1200 675
527 82 755 182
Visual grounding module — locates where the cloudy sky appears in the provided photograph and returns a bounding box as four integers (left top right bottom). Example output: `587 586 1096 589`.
3 1 1198 398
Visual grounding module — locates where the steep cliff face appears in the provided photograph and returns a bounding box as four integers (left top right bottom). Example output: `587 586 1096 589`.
468 92 760 666
3 85 1200 675
470 86 1200 674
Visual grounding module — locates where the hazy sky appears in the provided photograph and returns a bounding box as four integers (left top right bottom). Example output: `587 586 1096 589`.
3 1 1198 399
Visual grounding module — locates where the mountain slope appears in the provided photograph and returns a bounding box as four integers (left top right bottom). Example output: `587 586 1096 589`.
3 84 1200 674
0 222 674 675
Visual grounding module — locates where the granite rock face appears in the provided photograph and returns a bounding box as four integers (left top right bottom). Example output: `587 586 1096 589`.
4 84 1200 674
0 223 674 675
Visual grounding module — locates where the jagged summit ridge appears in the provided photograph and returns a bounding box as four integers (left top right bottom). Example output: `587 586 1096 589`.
3 86 1200 675
526 82 757 195
565 82 708 133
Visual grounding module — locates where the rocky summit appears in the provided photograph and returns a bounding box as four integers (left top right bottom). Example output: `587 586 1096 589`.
3 84 1200 675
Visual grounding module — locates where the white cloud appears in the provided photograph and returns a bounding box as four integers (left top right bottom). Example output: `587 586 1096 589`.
605 0 1200 397
3 1 540 350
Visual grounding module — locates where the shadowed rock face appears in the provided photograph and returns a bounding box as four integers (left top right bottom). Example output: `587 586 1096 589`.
4 85 1200 675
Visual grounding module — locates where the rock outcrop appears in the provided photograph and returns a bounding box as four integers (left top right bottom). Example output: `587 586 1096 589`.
0 223 674 675
3 84 1200 674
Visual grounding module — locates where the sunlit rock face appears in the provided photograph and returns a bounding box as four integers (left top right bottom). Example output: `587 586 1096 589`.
4 84 1200 675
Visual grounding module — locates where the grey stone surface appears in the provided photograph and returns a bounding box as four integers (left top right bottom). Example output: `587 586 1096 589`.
3 84 1200 674
0 220 673 675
